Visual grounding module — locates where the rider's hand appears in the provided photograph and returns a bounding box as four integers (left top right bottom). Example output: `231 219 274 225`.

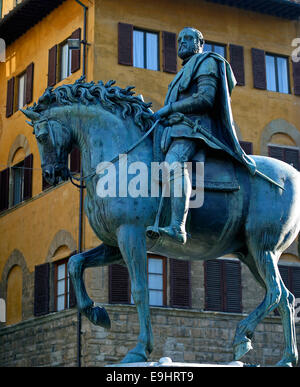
153 104 172 121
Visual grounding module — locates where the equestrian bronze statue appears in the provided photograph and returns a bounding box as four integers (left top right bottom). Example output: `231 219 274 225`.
22 27 300 367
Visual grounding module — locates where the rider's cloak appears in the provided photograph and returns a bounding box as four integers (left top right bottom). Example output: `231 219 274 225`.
164 52 257 175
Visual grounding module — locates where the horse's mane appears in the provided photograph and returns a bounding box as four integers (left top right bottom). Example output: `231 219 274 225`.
29 76 155 131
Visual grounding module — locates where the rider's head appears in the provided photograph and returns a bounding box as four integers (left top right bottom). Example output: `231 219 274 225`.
178 27 204 61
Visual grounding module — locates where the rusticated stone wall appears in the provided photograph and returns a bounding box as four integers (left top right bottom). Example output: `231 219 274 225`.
1 304 299 367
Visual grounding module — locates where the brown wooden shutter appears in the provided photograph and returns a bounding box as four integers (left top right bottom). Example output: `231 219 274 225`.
292 60 300 96
68 251 77 308
70 147 81 174
25 62 34 105
204 260 222 311
239 141 253 155
285 148 299 171
223 260 242 313
23 153 33 200
162 31 177 74
71 28 81 73
109 264 130 304
0 167 10 212
251 48 266 90
118 22 133 66
229 44 245 86
268 145 285 161
6 77 15 117
34 263 50 316
170 259 191 308
48 45 57 87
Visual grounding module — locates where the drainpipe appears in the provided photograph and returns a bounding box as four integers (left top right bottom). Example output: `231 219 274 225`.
75 0 88 78
74 0 88 368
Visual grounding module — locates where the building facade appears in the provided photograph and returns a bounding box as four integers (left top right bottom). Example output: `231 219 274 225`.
0 0 300 367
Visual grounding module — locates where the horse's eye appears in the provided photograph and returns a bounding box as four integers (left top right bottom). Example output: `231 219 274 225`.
37 134 48 145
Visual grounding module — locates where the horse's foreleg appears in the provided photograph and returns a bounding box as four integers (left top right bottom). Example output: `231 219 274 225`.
68 244 123 328
233 250 282 362
117 224 153 363
276 280 298 367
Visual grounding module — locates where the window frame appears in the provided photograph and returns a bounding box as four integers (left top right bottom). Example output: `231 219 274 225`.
54 258 71 312
17 71 26 111
133 28 160 71
204 41 227 59
265 52 290 94
130 254 167 307
58 40 72 82
11 160 24 207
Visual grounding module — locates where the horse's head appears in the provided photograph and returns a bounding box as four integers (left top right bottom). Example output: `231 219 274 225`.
21 109 71 186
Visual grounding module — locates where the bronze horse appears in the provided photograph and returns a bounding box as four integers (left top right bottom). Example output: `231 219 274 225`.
22 79 300 366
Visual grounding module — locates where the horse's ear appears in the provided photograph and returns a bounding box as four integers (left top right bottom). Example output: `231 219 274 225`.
20 108 41 121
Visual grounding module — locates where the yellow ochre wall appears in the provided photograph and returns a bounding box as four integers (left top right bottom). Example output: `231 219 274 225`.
0 0 96 288
0 0 300 324
95 0 300 153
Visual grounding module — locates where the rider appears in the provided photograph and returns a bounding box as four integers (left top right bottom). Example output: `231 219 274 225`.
152 27 256 245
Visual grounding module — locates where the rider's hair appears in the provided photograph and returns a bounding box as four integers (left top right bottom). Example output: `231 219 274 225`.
183 27 205 48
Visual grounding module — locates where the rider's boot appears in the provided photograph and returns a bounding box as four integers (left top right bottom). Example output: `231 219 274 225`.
158 167 190 244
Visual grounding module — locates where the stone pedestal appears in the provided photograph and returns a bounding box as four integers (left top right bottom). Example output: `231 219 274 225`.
106 357 245 367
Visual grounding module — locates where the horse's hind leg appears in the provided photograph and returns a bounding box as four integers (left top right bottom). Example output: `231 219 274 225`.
233 250 282 363
117 224 153 363
276 280 298 367
68 243 123 328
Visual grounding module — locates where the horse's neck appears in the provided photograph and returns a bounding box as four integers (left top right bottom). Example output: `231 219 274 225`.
71 108 153 180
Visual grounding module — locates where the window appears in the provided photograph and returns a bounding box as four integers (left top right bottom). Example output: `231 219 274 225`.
268 145 299 170
33 254 76 317
204 42 226 58
118 23 176 73
204 258 242 313
17 73 26 109
6 63 34 117
266 54 289 94
148 257 166 306
55 259 71 311
129 256 166 306
48 29 81 87
133 29 159 71
12 160 24 206
8 153 33 209
59 42 72 81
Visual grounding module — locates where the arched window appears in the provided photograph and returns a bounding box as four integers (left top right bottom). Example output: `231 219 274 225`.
6 265 22 325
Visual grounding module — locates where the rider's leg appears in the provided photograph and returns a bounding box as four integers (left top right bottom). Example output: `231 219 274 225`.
159 138 197 244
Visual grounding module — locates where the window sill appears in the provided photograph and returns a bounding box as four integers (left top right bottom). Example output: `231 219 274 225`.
0 180 70 218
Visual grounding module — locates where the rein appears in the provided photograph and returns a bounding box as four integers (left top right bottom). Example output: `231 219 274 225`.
69 118 161 189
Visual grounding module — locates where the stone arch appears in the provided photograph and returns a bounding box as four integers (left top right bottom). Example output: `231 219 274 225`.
7 134 31 165
260 119 300 156
0 249 31 323
46 230 77 262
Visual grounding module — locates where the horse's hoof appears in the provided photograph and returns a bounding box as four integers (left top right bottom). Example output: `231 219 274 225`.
121 350 147 364
276 355 298 367
86 306 111 329
233 340 253 361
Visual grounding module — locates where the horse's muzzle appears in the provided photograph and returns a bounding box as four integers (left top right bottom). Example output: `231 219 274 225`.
43 164 69 186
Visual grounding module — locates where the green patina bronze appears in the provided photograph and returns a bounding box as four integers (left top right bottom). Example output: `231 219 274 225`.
22 28 300 367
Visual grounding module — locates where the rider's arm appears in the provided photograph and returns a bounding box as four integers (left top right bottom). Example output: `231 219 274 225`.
168 74 218 115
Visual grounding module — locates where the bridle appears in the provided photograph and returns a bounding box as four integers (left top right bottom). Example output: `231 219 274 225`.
37 117 161 190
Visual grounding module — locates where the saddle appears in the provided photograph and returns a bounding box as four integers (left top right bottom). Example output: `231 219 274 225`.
153 123 240 192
